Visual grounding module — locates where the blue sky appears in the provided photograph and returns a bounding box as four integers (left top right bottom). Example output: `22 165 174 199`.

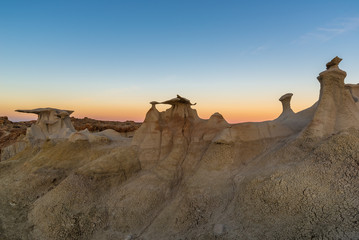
1 0 359 122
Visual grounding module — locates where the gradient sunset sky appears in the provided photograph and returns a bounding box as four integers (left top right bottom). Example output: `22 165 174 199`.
1 0 359 123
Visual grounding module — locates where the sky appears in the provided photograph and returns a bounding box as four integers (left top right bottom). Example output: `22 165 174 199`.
1 0 359 123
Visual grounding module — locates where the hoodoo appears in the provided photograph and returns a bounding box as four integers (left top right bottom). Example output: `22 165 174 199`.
1 108 76 161
132 94 227 169
276 93 295 121
16 107 76 142
302 56 359 138
3 57 359 240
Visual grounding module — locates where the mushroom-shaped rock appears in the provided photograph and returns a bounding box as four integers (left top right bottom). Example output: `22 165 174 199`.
276 93 295 121
16 107 76 143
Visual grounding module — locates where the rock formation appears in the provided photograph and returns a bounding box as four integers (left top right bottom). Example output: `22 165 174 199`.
345 83 359 103
1 109 139 161
0 117 33 161
213 92 307 144
132 94 227 169
16 107 76 142
14 107 140 145
71 117 140 137
2 57 359 239
302 56 359 137
0 108 78 161
276 93 295 121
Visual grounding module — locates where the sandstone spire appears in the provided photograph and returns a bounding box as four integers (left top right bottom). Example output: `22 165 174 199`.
302 56 359 137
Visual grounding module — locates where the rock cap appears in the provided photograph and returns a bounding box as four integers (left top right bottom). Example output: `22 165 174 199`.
326 56 342 70
161 95 196 106
16 107 74 116
279 93 293 102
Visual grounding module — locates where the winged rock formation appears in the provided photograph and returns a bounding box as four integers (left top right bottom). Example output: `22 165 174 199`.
2 57 359 239
1 108 128 161
1 108 76 161
15 107 76 142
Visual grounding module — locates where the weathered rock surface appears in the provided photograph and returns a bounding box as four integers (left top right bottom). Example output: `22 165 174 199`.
0 113 141 161
1 57 359 239
0 117 34 161
15 108 76 144
302 56 359 138
71 117 140 137
132 94 229 169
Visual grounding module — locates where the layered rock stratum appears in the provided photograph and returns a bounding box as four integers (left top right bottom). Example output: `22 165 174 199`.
1 57 359 239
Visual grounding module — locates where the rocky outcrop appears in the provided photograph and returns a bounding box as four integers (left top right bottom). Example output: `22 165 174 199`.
0 116 11 125
71 117 140 137
1 109 140 161
214 57 359 144
69 129 128 143
0 116 141 161
3 57 359 240
345 83 359 104
132 94 228 169
213 92 306 144
302 56 359 138
0 117 33 161
0 108 78 161
16 108 76 143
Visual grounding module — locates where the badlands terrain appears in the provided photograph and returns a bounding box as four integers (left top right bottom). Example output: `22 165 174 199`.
1 57 359 239
0 117 140 161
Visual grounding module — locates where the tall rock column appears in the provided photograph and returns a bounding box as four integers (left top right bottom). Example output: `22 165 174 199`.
303 57 359 138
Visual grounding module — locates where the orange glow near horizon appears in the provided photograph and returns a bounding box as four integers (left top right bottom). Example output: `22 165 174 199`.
1 93 317 124
2 102 282 124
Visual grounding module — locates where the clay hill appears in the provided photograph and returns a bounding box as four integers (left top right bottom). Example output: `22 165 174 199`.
1 57 359 239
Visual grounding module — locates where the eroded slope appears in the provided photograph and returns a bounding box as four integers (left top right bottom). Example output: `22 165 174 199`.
1 57 359 239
